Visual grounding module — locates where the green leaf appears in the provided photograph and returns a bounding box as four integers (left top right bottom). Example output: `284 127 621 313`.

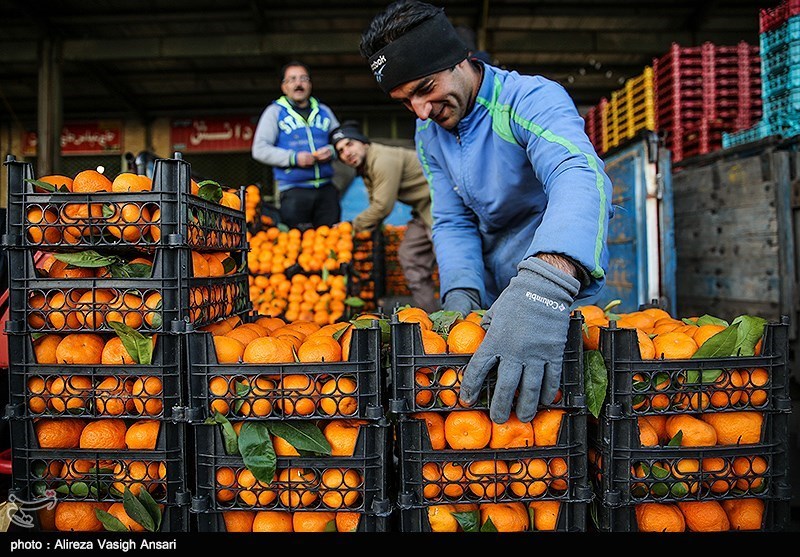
651 464 670 479
54 251 120 268
584 350 608 418
31 332 46 341
682 317 698 326
197 181 223 203
606 312 621 322
238 421 277 484
32 481 48 498
602 299 622 313
25 178 58 192
123 486 156 532
344 296 366 308
233 380 250 414
649 481 669 498
324 519 337 532
731 315 767 356
95 509 129 532
210 411 240 456
220 255 236 275
351 318 373 329
277 223 289 232
332 325 351 341
480 516 498 532
137 487 163 532
321 267 330 283
670 482 689 498
55 483 70 495
452 511 480 533
687 324 740 383
102 204 116 218
266 422 332 455
430 310 462 337
528 507 536 531
69 482 89 497
110 263 152 279
696 314 729 327
108 321 154 365
667 430 683 447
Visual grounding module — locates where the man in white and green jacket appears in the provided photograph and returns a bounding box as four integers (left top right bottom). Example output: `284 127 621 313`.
252 61 340 228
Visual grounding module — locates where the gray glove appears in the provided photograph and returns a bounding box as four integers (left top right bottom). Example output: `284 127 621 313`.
441 288 482 317
459 257 580 423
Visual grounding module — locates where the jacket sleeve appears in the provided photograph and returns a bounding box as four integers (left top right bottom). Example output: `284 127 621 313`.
510 78 613 298
251 104 295 168
320 103 340 159
352 153 402 233
416 128 486 304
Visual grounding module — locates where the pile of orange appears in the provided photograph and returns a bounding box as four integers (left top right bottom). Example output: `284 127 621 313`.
350 230 377 310
201 316 364 418
412 410 569 503
244 184 261 225
221 510 362 532
635 499 765 531
28 333 164 417
247 222 353 276
215 420 366 512
37 500 167 532
248 272 347 325
426 501 561 532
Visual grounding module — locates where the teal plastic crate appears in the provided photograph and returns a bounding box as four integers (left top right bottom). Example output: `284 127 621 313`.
762 38 800 78
764 89 800 136
760 16 800 56
762 64 800 98
722 121 774 148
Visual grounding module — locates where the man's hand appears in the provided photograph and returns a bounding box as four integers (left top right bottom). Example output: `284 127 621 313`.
312 147 333 162
296 151 316 167
459 257 580 423
442 288 482 317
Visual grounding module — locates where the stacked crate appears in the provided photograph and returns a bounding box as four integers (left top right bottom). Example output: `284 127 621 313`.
724 0 800 147
606 67 656 152
583 98 609 155
348 228 385 313
187 319 391 532
382 224 440 300
589 319 792 531
654 42 761 162
390 312 590 532
3 154 250 532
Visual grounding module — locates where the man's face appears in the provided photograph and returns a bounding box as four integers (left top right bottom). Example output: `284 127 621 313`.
281 65 312 105
389 61 473 130
335 138 368 168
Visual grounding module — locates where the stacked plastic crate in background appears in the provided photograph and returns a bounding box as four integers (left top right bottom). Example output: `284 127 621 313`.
348 228 384 313
724 0 800 147
584 98 609 155
606 67 656 153
382 224 440 300
389 311 591 532
2 155 251 532
589 318 792 531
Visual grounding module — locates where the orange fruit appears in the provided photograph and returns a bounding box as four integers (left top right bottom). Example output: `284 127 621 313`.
414 369 434 407
293 511 336 532
131 377 163 416
489 412 534 448
54 501 111 532
72 169 112 193
273 434 300 456
37 174 73 192
107 502 146 532
480 502 528 532
335 512 361 533
740 368 769 407
721 498 764 531
252 511 293 532
427 504 459 532
441 462 466 497
101 337 136 365
465 460 508 498
640 414 667 443
652 332 698 359
444 410 492 450
320 468 362 509
279 375 318 416
35 418 86 448
732 456 768 490
323 420 366 457
509 458 548 497
547 457 569 491
532 408 565 446
125 420 160 450
636 329 656 359
79 419 127 449
243 337 294 364
635 503 685 532
223 511 255 532
421 329 447 354
665 414 717 446
413 412 446 450
213 336 246 364
446 321 485 354
528 500 561 531
278 468 317 508
422 462 443 499
700 411 762 445
702 457 734 493
47 375 92 413
638 417 659 446
397 307 432 330
693 324 727 348
437 368 466 408
298 336 342 363
575 305 605 322
55 333 105 365
33 334 62 364
677 501 730 532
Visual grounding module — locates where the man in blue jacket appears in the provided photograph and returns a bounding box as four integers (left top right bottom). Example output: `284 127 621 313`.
252 61 340 228
361 1 613 423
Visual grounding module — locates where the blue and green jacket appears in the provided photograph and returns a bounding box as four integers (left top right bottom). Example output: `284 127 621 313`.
252 96 339 191
416 62 613 306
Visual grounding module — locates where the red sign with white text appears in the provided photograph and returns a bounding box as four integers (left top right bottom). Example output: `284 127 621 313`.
22 122 123 156
171 116 257 153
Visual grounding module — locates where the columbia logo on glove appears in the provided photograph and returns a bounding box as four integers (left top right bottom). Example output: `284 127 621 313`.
525 291 567 312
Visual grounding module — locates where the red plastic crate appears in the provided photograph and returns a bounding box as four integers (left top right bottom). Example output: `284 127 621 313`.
760 0 800 33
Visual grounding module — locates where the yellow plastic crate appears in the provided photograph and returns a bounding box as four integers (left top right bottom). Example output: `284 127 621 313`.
605 67 656 150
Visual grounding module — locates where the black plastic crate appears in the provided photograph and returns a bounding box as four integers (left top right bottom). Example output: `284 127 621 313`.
6 332 184 421
395 414 590 508
194 508 390 532
390 315 585 414
348 227 385 309
4 155 246 252
398 500 587 532
186 324 383 422
191 420 389 514
591 498 789 532
10 418 189 506
5 497 189 532
7 249 251 334
589 410 792 506
597 319 790 425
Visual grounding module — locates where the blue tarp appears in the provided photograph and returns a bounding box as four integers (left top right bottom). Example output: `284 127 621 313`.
340 176 413 226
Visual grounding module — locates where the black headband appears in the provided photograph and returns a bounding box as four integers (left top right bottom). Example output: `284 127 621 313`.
367 11 469 94
330 124 370 148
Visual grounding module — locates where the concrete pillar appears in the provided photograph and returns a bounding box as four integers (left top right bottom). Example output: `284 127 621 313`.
37 37 63 176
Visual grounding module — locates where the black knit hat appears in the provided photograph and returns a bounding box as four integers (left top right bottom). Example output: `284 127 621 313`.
329 121 370 148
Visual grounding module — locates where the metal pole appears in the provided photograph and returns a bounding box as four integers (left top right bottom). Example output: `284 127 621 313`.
37 37 62 176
